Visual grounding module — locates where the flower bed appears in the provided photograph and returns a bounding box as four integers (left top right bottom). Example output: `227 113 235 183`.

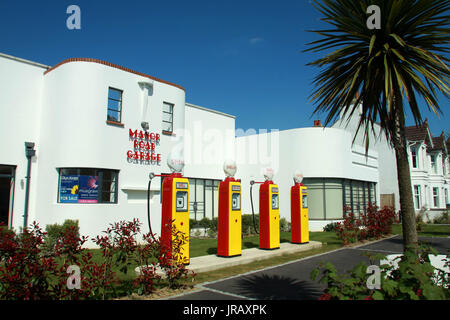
334 204 396 245
0 219 195 300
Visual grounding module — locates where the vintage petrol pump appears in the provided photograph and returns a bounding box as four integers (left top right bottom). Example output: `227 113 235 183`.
291 171 309 244
217 160 242 257
149 155 190 265
258 168 280 250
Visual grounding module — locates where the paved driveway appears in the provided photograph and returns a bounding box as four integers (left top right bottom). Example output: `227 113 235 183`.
169 235 450 300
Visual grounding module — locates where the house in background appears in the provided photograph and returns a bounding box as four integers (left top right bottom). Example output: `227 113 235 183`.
405 121 449 220
333 107 449 222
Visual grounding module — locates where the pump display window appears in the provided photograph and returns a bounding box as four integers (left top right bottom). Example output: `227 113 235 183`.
272 194 279 210
232 193 241 210
176 191 188 212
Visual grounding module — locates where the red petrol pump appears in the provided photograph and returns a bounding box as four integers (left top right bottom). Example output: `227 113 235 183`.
290 172 309 244
257 168 280 250
148 155 190 265
217 160 242 257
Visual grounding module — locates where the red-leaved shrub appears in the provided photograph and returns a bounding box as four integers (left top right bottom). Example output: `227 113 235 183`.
335 204 395 245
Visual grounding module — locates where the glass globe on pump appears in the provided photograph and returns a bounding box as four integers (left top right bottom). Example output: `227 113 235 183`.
293 170 304 184
223 159 237 178
167 151 185 174
262 167 274 182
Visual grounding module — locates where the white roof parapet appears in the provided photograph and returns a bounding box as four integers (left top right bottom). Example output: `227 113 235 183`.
186 102 236 119
0 52 50 69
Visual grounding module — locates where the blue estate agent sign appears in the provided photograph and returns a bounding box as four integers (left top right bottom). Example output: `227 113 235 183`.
60 175 99 203
59 175 79 203
78 175 99 203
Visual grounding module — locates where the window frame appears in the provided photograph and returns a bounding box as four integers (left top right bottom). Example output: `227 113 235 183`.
162 102 174 135
411 146 417 168
57 168 119 204
431 154 438 174
106 87 124 125
413 185 421 210
432 187 439 208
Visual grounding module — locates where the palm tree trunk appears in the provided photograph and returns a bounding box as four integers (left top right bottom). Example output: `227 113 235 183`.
393 108 419 253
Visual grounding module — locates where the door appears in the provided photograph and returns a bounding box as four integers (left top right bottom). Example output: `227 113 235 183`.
0 166 15 227
380 193 395 208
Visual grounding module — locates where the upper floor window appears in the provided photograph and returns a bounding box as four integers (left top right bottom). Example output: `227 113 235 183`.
443 157 448 175
162 102 174 134
107 87 123 123
411 146 417 168
431 154 438 174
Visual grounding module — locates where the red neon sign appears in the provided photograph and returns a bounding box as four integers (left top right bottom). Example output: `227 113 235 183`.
127 129 162 164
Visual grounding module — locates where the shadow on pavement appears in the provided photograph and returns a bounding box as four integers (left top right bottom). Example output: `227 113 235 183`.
234 273 323 300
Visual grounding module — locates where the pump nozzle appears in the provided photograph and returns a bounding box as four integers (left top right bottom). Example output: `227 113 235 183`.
249 180 259 235
147 172 157 242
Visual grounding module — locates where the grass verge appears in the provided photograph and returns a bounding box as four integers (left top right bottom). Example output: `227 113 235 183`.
392 223 450 238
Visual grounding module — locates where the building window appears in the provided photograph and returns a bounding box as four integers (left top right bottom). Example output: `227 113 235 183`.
432 187 439 207
162 102 174 134
411 146 417 168
303 178 376 220
186 178 220 221
107 87 123 123
58 168 118 204
443 157 448 175
413 185 421 210
431 155 438 174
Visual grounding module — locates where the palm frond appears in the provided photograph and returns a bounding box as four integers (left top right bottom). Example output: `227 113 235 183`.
305 0 450 152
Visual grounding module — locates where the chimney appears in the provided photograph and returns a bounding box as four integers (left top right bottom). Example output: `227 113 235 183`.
314 120 322 127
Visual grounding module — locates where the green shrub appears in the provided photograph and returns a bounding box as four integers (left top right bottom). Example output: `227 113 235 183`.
311 246 450 300
242 214 259 236
190 217 218 231
432 211 449 224
323 222 338 232
279 217 290 232
190 214 267 237
42 219 80 256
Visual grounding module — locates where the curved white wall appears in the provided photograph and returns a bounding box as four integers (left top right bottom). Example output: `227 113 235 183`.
32 60 185 241
236 127 379 230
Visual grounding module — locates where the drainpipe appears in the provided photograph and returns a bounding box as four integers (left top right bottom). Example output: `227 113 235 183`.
23 142 35 230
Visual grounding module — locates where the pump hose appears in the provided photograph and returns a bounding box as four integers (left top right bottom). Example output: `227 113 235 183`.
249 181 259 234
147 175 157 242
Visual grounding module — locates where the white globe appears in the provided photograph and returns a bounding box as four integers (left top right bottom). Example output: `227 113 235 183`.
262 167 274 181
167 152 184 173
293 171 303 184
223 159 237 177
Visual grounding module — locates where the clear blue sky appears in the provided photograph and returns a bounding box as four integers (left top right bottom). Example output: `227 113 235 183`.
0 0 448 136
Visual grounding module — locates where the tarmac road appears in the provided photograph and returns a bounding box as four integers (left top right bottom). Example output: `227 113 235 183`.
168 235 450 300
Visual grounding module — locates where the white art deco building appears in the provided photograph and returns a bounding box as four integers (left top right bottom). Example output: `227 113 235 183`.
0 52 392 243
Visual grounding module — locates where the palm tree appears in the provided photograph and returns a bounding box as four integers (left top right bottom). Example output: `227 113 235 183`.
305 0 449 252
